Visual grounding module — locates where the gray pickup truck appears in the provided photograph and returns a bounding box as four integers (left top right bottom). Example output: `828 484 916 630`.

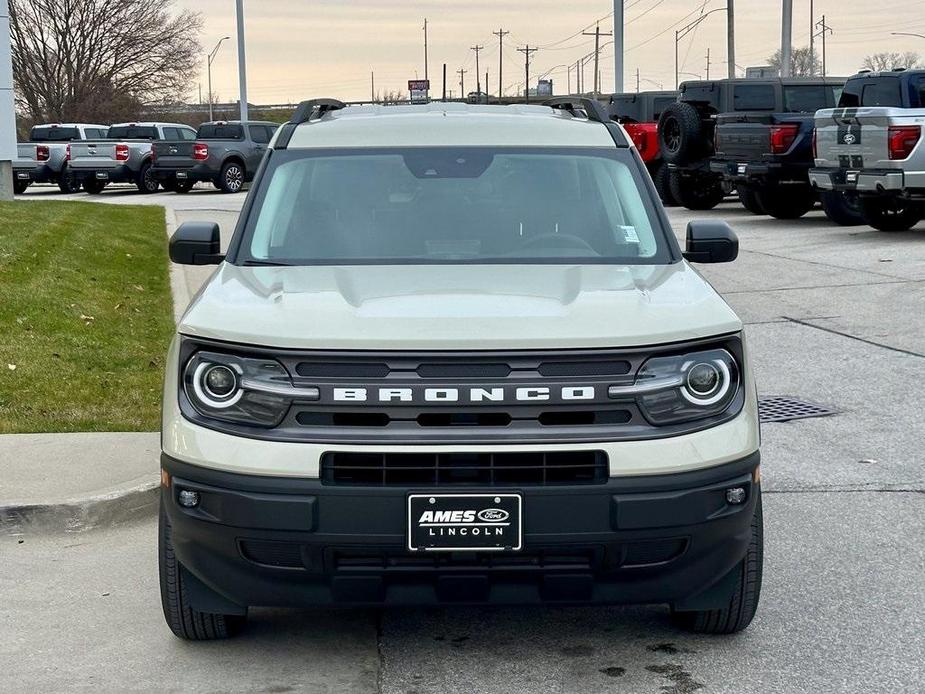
12 123 108 194
810 70 925 230
68 122 197 194
150 121 279 193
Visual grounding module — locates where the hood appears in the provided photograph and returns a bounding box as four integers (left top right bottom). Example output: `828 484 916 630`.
178 262 741 350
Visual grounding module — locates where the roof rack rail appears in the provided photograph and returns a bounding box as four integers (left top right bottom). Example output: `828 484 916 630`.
291 98 347 124
543 97 610 124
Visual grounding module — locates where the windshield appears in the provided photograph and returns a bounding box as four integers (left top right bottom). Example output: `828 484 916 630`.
239 147 670 266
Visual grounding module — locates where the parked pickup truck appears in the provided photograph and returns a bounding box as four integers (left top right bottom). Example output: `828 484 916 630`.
68 122 198 194
709 79 861 223
609 91 679 205
660 78 842 211
150 121 279 194
809 70 925 231
12 123 108 194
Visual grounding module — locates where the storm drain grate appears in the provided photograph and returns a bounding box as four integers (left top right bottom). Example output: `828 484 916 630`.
758 397 838 423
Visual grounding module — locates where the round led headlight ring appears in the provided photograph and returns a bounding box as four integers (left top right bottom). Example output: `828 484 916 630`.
680 358 732 406
192 361 243 409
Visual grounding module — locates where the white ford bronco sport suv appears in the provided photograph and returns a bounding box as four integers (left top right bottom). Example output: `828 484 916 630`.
160 98 762 640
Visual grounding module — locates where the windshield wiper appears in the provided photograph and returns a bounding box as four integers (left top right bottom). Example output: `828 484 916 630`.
242 259 294 267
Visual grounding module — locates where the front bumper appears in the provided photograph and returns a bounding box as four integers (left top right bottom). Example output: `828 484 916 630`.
71 164 135 184
162 451 760 609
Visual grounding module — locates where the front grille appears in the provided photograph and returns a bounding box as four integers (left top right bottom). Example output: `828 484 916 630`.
240 540 303 567
622 538 687 567
321 451 609 486
330 547 600 572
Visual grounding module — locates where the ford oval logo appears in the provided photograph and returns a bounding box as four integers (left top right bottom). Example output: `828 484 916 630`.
478 508 509 522
843 132 856 145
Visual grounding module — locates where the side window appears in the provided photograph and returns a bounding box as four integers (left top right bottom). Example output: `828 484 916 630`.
250 125 271 144
910 75 925 108
782 85 829 113
733 84 776 110
179 128 197 141
162 127 181 140
860 79 903 107
838 81 861 107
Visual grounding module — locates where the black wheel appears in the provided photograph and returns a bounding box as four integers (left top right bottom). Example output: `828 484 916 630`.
136 161 160 193
13 178 29 195
159 502 246 640
658 102 704 165
755 184 816 219
652 161 678 206
737 186 766 215
218 161 245 193
82 178 106 195
857 196 921 231
57 166 82 194
819 191 864 226
671 491 763 634
173 179 194 194
669 171 725 210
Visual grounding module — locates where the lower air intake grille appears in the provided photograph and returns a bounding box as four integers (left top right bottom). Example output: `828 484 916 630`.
240 540 303 568
321 451 608 486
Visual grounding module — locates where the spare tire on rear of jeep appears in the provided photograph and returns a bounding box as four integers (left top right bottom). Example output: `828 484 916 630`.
658 102 704 165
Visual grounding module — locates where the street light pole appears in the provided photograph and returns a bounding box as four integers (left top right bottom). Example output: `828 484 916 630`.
235 0 249 121
0 0 15 200
207 36 231 121
675 8 727 88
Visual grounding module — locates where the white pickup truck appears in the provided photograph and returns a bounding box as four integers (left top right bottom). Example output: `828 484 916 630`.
12 123 108 194
809 69 925 231
68 122 197 194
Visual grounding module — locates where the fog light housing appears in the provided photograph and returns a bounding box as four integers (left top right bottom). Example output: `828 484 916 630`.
177 489 200 508
725 487 747 505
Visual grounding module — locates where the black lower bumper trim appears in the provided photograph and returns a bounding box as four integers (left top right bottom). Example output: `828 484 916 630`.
161 451 760 609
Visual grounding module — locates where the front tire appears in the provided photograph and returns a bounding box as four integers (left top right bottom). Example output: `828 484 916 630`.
669 171 725 210
819 191 864 226
858 196 921 231
218 161 245 193
136 161 160 194
652 161 678 206
173 179 194 194
159 502 247 640
82 179 106 195
671 491 763 634
57 166 82 194
13 179 29 195
737 186 766 215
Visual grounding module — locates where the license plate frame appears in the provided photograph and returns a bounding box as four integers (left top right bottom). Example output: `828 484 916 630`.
175 171 188 179
407 493 523 552
95 172 109 180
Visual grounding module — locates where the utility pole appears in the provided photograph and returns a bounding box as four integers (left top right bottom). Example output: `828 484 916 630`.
517 45 538 101
727 0 735 79
815 15 833 77
485 72 489 102
583 25 613 97
567 64 572 94
442 63 447 101
457 68 467 99
781 0 793 77
706 48 711 80
808 0 814 75
235 0 248 121
636 68 640 93
471 45 484 96
613 0 624 93
1 0 15 200
423 19 429 84
371 72 375 102
493 28 510 99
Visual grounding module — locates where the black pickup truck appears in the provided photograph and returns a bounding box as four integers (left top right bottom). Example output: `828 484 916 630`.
150 121 279 193
708 78 860 222
659 78 847 212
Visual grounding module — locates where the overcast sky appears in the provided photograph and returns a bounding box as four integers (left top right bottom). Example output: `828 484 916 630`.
182 0 925 104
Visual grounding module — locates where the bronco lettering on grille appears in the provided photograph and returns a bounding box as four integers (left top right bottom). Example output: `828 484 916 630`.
331 386 595 403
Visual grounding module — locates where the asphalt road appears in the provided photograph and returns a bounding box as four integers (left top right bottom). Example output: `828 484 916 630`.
4 184 924 692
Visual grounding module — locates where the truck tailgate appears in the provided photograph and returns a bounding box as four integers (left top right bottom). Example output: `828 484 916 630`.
151 141 197 168
68 141 120 168
813 108 921 169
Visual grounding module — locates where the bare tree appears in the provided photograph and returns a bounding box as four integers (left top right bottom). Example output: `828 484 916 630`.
862 52 923 72
766 47 822 77
10 0 202 124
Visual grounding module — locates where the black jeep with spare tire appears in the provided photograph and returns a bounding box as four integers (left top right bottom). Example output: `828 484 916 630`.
660 78 849 213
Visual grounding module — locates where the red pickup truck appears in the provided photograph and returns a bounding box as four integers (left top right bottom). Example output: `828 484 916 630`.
609 91 679 205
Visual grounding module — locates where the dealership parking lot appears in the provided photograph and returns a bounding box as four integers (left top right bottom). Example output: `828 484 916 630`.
2 190 923 693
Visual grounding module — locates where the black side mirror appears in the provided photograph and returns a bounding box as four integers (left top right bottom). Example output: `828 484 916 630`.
682 220 738 263
169 222 224 265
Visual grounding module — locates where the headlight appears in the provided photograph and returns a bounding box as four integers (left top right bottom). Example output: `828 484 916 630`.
609 348 740 425
183 351 319 427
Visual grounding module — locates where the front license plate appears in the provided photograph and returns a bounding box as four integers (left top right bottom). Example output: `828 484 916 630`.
737 163 747 175
407 493 522 552
95 172 109 180
845 170 859 184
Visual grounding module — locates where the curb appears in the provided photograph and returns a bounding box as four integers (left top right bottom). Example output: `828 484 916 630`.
1 476 160 535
